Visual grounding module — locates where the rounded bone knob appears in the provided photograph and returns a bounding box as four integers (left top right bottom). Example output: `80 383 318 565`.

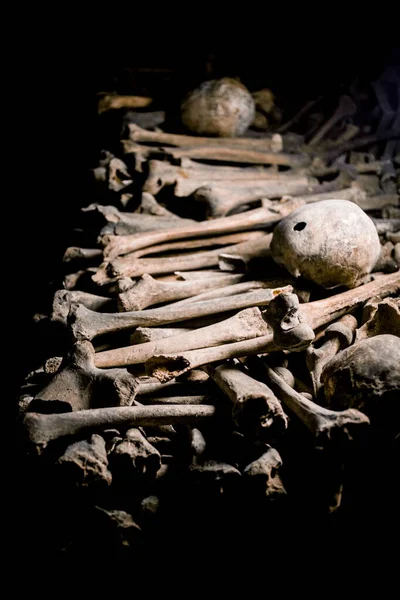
180 78 255 137
321 334 400 433
270 199 381 288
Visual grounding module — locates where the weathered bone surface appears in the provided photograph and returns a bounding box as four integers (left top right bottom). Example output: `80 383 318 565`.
63 247 103 265
271 200 382 288
147 273 399 380
98 94 153 113
130 327 192 344
306 314 358 398
94 233 271 284
244 447 286 498
258 363 370 450
355 297 400 342
118 272 244 311
208 363 288 442
134 192 180 218
57 434 112 487
321 334 400 432
267 292 316 351
193 176 318 218
24 405 216 453
32 341 138 411
110 428 161 478
127 123 282 150
52 290 115 325
100 206 286 260
70 285 291 341
165 145 310 167
94 307 271 368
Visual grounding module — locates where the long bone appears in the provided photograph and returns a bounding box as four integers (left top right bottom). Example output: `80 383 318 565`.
100 206 286 259
93 307 271 368
146 272 399 381
207 363 288 442
52 290 116 325
94 233 271 284
164 145 310 167
32 341 138 412
69 284 292 341
117 272 244 311
23 405 216 454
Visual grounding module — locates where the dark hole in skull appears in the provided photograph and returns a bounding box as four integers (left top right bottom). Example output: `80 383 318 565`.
293 222 307 231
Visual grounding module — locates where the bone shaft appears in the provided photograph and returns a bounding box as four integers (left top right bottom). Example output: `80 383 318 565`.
169 280 273 307
138 395 213 405
167 146 309 167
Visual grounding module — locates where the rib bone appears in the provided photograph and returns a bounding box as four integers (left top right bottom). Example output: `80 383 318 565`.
94 307 271 368
70 285 291 341
24 405 216 453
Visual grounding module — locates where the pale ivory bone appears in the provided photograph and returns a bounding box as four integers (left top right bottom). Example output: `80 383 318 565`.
147 272 399 381
69 284 292 341
93 307 271 368
52 290 115 325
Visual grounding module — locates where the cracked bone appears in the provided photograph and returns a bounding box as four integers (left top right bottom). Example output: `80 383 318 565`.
56 434 112 487
32 341 138 412
52 289 116 325
94 307 271 368
24 404 216 453
94 232 271 284
146 272 399 381
117 272 244 311
69 284 292 341
100 206 285 259
208 362 288 442
305 314 358 398
257 362 370 451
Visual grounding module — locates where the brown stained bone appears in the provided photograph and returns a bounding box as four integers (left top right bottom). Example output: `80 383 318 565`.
308 95 357 147
130 327 192 344
143 159 296 196
70 285 292 341
188 461 242 494
56 434 112 487
193 177 318 218
98 94 152 114
63 247 103 265
110 428 161 478
134 192 180 218
164 145 310 167
139 396 213 406
52 289 116 326
94 307 272 368
24 405 216 453
208 363 288 442
243 447 286 499
127 123 283 151
355 296 400 342
101 206 285 259
94 233 271 284
259 363 370 450
32 341 138 412
117 272 244 312
267 292 316 351
121 140 155 173
305 314 358 399
147 272 399 381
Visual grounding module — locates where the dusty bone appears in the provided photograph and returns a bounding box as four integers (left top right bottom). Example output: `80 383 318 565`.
139 395 213 405
32 341 138 411
267 292 316 351
143 159 296 196
98 94 152 113
24 405 216 453
130 327 192 343
100 206 286 259
164 145 310 167
193 176 318 218
94 233 271 284
106 157 133 193
208 363 287 441
258 363 370 450
70 284 291 341
94 307 272 368
52 289 115 325
63 247 103 265
134 192 179 218
127 123 283 151
56 434 112 487
147 272 399 381
118 273 244 311
309 95 357 147
355 296 400 342
110 428 161 478
305 314 358 398
175 270 239 280
244 447 286 498
121 140 155 172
